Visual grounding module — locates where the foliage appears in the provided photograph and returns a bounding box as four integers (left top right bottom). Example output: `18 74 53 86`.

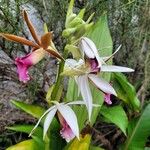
0 0 149 150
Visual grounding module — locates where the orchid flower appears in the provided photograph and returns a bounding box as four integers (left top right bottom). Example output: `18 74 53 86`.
63 37 134 120
29 101 91 142
0 10 63 83
57 112 75 142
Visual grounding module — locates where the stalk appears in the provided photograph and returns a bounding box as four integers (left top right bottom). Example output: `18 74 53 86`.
51 49 68 101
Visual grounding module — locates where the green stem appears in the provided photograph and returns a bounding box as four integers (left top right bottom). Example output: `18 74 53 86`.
51 49 68 101
44 135 50 150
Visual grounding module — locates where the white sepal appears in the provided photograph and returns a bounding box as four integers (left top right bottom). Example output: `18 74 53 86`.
88 74 117 96
101 65 134 72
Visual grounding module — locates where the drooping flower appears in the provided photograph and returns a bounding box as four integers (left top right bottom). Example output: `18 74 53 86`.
63 37 134 120
0 10 63 83
29 101 99 142
15 48 45 82
29 101 86 142
58 112 75 142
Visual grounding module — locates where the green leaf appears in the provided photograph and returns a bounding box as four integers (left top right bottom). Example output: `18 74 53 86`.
89 146 105 150
7 124 43 137
6 139 40 150
7 125 44 149
65 134 91 150
112 73 140 111
66 14 113 129
124 103 150 150
11 100 45 119
100 105 128 135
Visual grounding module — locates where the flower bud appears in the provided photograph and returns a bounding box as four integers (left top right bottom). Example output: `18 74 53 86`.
62 28 76 38
68 17 85 28
65 13 76 28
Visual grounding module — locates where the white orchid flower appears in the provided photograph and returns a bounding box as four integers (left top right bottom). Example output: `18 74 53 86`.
29 101 99 142
63 37 134 121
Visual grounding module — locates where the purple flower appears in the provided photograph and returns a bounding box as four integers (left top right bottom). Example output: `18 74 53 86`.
104 93 112 105
58 113 75 142
15 48 45 83
1 10 63 83
63 37 134 120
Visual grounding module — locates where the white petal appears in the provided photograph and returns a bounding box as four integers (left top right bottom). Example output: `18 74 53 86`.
57 104 80 140
76 75 93 121
43 108 57 139
102 45 122 62
81 37 105 67
75 76 81 97
88 74 117 96
80 37 95 58
68 101 101 108
101 65 134 72
29 106 56 137
65 59 79 68
67 100 86 105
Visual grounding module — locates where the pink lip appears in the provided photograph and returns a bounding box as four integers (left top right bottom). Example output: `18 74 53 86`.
59 115 75 142
15 54 33 83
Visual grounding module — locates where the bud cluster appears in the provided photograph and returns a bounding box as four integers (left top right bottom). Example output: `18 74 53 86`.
62 0 94 43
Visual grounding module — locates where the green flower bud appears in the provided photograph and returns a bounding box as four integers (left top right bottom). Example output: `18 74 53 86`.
68 17 85 28
62 27 76 38
65 13 76 28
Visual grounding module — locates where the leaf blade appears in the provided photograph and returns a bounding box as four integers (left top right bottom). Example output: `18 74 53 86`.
124 103 150 150
100 105 128 135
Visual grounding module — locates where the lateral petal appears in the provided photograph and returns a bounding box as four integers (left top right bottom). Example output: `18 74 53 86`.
57 104 79 140
29 106 56 137
45 49 64 60
102 45 121 62
43 108 57 138
101 65 134 72
88 74 117 96
0 33 39 48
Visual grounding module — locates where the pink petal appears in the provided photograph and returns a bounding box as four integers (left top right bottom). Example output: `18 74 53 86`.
15 55 32 83
58 113 75 142
15 48 45 83
104 93 112 105
60 122 75 142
